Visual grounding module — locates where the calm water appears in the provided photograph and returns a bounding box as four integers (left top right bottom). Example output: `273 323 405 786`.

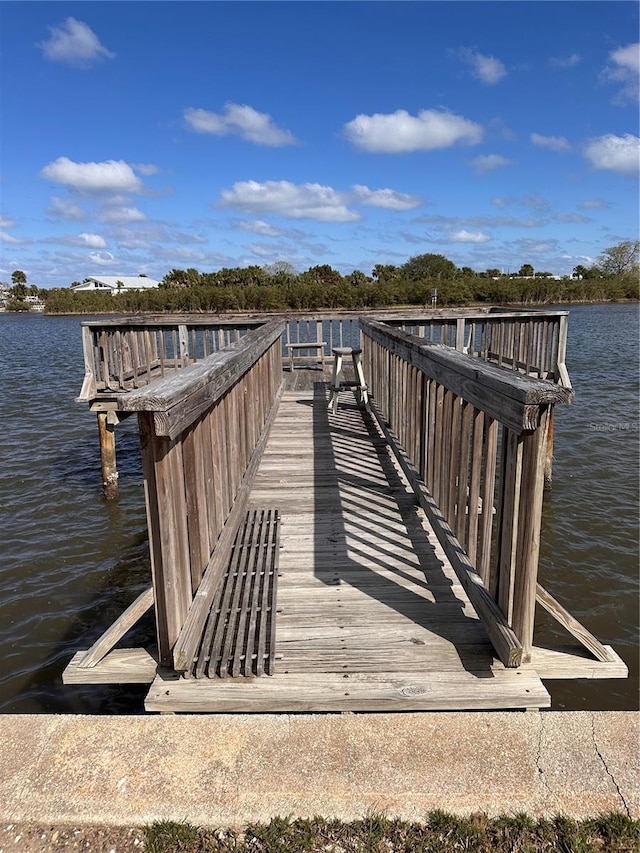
0 305 637 713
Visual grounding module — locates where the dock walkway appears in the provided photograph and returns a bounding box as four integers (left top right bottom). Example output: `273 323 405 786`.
145 381 549 712
66 314 626 713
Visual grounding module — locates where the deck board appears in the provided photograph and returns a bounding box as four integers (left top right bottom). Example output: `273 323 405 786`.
146 385 551 712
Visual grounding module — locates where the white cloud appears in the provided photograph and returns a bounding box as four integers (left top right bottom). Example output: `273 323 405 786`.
184 103 296 146
88 251 116 266
468 154 512 173
603 43 640 104
47 196 85 220
459 48 507 84
578 198 611 210
344 109 482 153
531 133 571 152
218 180 360 222
415 213 543 229
237 220 287 237
77 233 107 248
38 18 115 67
491 194 549 213
54 232 108 248
549 54 581 68
352 185 422 210
133 163 160 176
584 134 640 176
98 206 147 223
450 230 491 243
553 213 590 224
40 157 143 194
0 231 21 244
0 216 16 228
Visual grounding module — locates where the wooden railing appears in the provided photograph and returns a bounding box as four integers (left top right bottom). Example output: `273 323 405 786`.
283 314 361 354
361 319 574 665
114 319 285 665
384 308 571 387
79 309 569 405
78 316 265 401
79 314 364 400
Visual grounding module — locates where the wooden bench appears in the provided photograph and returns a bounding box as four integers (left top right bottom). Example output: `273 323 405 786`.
287 341 327 371
189 508 280 678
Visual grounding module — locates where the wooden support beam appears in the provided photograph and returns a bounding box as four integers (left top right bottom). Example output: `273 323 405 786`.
535 583 617 663
97 411 118 500
77 586 155 668
544 407 555 488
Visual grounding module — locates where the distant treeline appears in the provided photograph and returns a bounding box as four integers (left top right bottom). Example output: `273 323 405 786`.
20 243 640 314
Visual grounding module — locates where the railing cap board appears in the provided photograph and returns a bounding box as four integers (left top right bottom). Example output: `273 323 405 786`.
116 319 284 439
383 308 570 323
361 319 573 434
81 315 266 330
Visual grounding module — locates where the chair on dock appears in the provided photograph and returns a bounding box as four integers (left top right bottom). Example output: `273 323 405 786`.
328 346 369 414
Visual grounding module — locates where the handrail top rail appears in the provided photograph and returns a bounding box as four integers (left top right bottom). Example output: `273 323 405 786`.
383 308 570 322
79 305 570 332
116 318 285 439
361 319 573 433
80 315 267 330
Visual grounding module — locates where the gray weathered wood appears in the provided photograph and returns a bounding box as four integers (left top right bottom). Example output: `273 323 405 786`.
368 400 523 667
77 586 154 668
64 648 158 684
361 319 572 434
116 320 285 439
535 583 616 663
172 380 285 672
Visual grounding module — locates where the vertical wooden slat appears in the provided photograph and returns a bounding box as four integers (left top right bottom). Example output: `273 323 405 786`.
479 416 498 589
496 428 524 622
455 399 472 544
512 408 550 661
138 413 192 664
466 407 484 563
183 416 210 590
439 389 454 520
447 394 462 525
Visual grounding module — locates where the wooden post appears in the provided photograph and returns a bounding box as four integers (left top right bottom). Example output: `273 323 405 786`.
97 412 118 500
544 406 555 488
511 408 550 662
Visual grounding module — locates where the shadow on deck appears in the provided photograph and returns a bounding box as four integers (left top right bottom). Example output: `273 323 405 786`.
143 378 550 712
65 318 626 712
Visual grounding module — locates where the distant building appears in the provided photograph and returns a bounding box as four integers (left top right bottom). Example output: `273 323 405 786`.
71 275 160 294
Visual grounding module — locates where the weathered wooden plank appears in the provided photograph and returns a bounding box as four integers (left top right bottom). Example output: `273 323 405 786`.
496 428 523 623
361 320 572 434
510 411 549 660
172 380 285 672
64 648 157 684
478 416 498 589
529 644 628 679
368 401 523 668
116 319 285 439
138 413 192 665
145 669 549 713
77 587 154 668
535 583 617 664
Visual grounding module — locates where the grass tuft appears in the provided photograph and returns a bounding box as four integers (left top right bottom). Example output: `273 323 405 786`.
143 810 639 853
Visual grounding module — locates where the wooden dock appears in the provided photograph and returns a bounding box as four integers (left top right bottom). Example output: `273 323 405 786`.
145 382 550 712
64 311 627 713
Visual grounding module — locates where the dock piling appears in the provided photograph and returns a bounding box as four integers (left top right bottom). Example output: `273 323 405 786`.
97 411 118 500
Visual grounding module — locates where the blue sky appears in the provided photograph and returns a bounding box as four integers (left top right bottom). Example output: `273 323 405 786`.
1 1 638 287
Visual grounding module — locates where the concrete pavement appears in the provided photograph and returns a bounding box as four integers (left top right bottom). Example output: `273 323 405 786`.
0 711 637 827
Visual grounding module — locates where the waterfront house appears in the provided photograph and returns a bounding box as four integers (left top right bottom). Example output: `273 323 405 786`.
72 275 160 294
